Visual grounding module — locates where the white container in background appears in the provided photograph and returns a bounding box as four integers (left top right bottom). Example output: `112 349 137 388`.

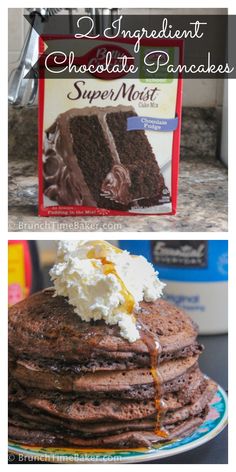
119 240 228 334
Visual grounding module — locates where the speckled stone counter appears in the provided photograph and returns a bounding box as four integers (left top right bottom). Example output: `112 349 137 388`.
8 107 227 232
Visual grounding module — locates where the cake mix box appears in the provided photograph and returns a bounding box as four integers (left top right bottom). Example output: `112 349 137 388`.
38 36 183 216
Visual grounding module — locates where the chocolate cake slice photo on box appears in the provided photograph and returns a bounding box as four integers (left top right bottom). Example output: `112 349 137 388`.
43 106 169 211
38 37 183 217
8 241 227 457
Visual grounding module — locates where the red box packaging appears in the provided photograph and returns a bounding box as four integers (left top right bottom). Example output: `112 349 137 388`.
38 36 183 216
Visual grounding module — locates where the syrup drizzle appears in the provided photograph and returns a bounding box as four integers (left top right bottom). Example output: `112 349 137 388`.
87 242 135 316
87 241 168 438
137 319 169 438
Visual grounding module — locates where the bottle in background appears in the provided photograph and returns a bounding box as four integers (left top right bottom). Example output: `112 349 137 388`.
119 240 228 335
8 241 43 306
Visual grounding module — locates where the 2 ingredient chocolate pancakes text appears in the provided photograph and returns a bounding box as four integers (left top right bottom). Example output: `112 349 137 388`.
74 16 207 52
26 14 236 79
45 49 234 76
49 13 232 77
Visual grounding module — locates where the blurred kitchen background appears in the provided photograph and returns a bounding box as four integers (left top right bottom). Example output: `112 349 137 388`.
8 8 228 232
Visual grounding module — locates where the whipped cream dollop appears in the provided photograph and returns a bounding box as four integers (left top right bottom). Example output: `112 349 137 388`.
50 240 165 342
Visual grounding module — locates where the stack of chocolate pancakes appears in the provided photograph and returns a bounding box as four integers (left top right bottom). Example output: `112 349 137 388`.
9 289 217 448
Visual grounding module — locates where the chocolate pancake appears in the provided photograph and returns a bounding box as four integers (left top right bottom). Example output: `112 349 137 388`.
9 413 208 448
11 356 199 395
9 377 207 430
9 365 205 404
9 378 215 426
9 290 199 363
9 289 217 449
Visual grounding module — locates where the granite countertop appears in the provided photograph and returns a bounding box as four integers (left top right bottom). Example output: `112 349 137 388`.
8 107 228 232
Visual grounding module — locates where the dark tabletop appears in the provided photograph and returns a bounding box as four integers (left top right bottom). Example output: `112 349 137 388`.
9 334 228 464
148 334 228 464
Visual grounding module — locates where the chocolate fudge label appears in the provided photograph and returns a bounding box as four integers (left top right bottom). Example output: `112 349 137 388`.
127 116 178 132
151 241 208 268
38 37 183 217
